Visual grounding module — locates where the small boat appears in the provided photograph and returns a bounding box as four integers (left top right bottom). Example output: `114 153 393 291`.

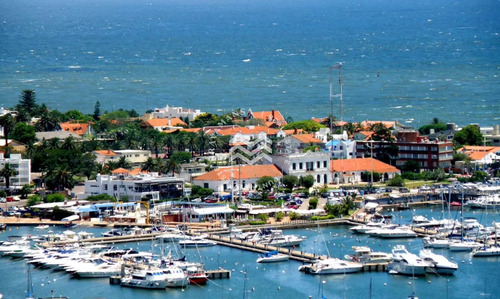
419 249 458 275
256 250 290 263
185 266 208 285
472 245 500 257
422 236 451 249
0 223 7 230
448 239 482 251
34 224 49 230
367 226 417 238
387 245 429 276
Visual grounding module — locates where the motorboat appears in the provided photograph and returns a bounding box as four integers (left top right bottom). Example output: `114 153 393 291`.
472 245 500 257
366 226 417 238
350 221 394 234
466 194 500 209
387 245 429 276
256 250 290 263
448 239 482 251
302 258 363 275
422 236 451 249
419 249 458 275
161 265 189 288
258 229 305 247
120 269 169 289
185 266 208 285
179 238 217 247
344 246 392 264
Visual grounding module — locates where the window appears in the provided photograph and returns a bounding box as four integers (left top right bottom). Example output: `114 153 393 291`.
323 161 327 168
292 163 296 170
299 162 303 170
317 161 320 168
204 183 209 188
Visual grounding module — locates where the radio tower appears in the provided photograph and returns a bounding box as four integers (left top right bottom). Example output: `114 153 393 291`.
329 63 343 138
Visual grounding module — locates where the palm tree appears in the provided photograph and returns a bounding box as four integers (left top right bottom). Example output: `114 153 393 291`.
60 136 77 151
117 156 132 170
164 159 180 177
0 163 18 192
187 133 198 156
141 157 157 172
196 130 210 156
47 138 60 150
0 114 15 156
46 167 75 191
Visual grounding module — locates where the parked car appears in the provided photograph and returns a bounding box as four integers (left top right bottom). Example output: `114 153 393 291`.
399 187 410 193
0 198 6 203
6 197 14 202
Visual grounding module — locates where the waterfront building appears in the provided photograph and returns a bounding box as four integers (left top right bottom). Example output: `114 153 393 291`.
0 153 31 188
356 131 454 171
59 121 94 137
193 164 282 193
271 151 331 185
458 145 500 171
245 109 287 128
142 117 187 132
179 162 208 183
330 157 400 184
277 134 324 154
93 149 152 168
482 125 500 146
152 104 203 121
80 172 184 201
325 139 356 160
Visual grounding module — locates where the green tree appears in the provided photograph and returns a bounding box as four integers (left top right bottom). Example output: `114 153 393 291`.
282 120 326 132
142 157 157 172
386 174 405 187
256 176 276 199
20 184 33 199
117 156 131 169
46 193 66 203
93 101 101 120
281 175 298 191
45 168 75 191
0 163 18 191
170 151 191 165
17 89 38 115
401 160 421 173
275 211 284 221
0 114 15 155
418 118 447 135
454 125 483 146
309 197 319 209
27 195 43 207
299 175 315 189
10 122 36 145
258 213 269 222
470 170 488 182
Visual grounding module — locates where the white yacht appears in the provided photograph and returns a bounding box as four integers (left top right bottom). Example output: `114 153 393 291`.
419 249 458 275
161 265 189 288
302 258 363 275
448 239 482 251
422 236 451 249
179 238 217 247
258 230 305 247
344 246 392 264
471 245 500 257
387 245 429 276
120 269 169 289
367 226 417 238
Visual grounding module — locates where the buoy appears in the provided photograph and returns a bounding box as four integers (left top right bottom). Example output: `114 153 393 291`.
384 283 387 286
278 286 280 290
428 280 431 284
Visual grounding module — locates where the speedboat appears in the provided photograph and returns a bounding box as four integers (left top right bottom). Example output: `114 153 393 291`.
303 258 363 275
448 239 482 251
258 229 305 247
120 269 168 289
344 246 392 264
387 245 429 276
179 238 217 247
256 251 290 263
185 266 208 285
422 236 451 249
419 249 458 275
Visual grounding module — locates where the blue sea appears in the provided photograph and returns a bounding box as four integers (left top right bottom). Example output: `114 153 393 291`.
0 206 499 299
0 0 499 129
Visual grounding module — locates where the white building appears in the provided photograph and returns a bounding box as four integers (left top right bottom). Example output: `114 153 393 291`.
152 104 204 121
80 173 185 202
271 151 331 185
93 149 151 167
0 153 31 188
325 140 356 159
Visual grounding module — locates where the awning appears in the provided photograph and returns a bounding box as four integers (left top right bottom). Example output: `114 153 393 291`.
364 202 379 209
190 206 234 216
61 215 80 222
364 196 377 201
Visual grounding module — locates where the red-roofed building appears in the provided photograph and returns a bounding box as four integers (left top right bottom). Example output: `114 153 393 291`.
193 164 282 192
277 134 324 154
143 118 187 132
246 110 287 128
59 122 93 136
458 145 500 170
330 158 400 184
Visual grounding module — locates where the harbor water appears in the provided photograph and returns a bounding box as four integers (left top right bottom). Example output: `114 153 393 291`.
0 206 499 298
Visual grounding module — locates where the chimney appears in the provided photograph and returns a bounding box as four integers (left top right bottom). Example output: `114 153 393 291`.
494 125 499 135
272 110 275 120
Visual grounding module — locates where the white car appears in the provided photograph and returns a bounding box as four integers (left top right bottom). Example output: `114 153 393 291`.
0 198 5 203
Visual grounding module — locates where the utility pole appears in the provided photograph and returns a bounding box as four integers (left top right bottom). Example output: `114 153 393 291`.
329 63 343 138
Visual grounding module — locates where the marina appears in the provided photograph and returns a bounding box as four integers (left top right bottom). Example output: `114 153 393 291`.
1 204 499 299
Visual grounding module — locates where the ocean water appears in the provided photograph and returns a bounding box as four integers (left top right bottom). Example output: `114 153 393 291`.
0 206 499 299
0 0 499 128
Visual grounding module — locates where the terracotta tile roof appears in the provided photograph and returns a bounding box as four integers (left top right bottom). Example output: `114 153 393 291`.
128 168 149 175
250 110 287 127
467 151 488 160
461 146 500 154
194 165 282 181
330 158 400 173
111 168 129 174
358 120 395 130
180 128 203 133
94 150 117 156
291 134 323 144
283 129 303 135
59 122 90 136
144 118 186 128
217 126 281 136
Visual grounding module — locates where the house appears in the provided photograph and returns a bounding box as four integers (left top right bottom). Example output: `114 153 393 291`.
80 172 185 201
0 153 31 188
59 122 94 137
330 158 401 184
179 162 208 183
325 139 356 159
458 146 500 170
271 151 331 185
193 164 282 193
246 109 287 128
277 134 324 154
152 104 204 121
0 139 27 153
36 131 82 142
93 149 151 167
482 125 500 146
142 118 187 132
